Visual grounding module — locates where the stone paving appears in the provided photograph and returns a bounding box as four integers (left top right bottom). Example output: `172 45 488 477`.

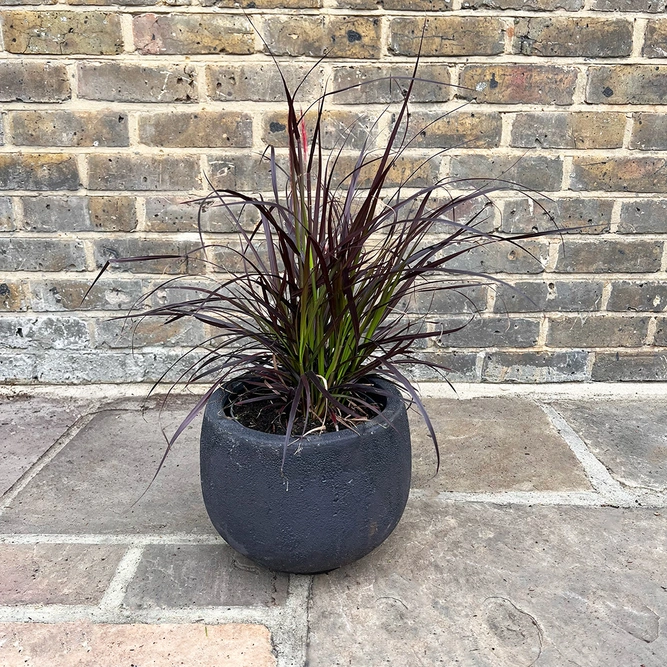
0 386 666 666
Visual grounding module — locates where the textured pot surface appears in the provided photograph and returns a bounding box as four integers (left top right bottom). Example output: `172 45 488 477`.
200 379 411 574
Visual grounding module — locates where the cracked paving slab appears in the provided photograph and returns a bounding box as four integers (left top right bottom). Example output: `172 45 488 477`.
551 400 667 492
307 499 667 666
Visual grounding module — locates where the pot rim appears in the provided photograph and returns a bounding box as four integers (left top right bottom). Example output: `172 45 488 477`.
204 376 406 453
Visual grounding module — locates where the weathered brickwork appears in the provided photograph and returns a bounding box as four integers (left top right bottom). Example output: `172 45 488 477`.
0 4 665 384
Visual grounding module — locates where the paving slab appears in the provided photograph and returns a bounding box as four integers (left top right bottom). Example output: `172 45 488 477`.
0 543 125 605
0 406 214 534
552 399 667 491
124 544 289 609
0 621 276 666
308 500 667 667
411 398 590 492
0 396 83 495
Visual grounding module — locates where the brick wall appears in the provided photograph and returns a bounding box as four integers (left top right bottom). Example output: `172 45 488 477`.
0 1 666 384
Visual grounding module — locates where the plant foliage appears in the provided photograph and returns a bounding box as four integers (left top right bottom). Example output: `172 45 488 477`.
89 55 560 472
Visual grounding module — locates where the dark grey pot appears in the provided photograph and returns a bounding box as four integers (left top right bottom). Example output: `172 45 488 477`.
200 378 411 574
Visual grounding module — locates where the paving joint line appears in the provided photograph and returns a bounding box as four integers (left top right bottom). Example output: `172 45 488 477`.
537 403 636 506
98 546 145 614
0 411 100 516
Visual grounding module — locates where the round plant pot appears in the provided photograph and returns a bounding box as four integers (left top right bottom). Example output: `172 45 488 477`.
200 378 411 574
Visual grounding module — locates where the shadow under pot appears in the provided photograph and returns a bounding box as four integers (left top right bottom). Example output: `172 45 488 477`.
200 377 412 574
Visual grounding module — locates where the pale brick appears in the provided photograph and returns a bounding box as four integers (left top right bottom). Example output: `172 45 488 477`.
630 113 667 150
0 623 276 667
384 0 451 7
592 352 667 381
493 280 603 313
404 284 488 314
389 17 505 56
8 110 128 147
207 62 323 103
451 155 563 191
31 278 144 312
554 240 662 273
0 316 89 350
22 196 89 232
0 62 70 103
262 110 374 150
89 196 138 232
33 349 188 383
3 11 123 55
445 239 549 275
263 16 381 59
138 110 252 148
332 64 451 104
0 239 86 272
407 351 479 382
459 65 578 105
19 196 135 233
571 157 667 193
66 0 157 4
78 63 197 103
143 196 248 233
133 13 254 55
94 317 204 349
0 154 79 191
482 351 590 382
87 155 200 191
465 0 582 7
591 0 665 10
435 315 540 348
406 111 502 149
510 112 625 149
513 18 632 57
547 315 650 348
332 153 442 189
608 281 667 313
0 353 35 382
618 199 667 234
0 197 15 231
0 544 124 605
586 66 667 105
206 153 277 193
92 238 203 275
203 0 318 6
0 280 28 312
331 0 379 7
643 19 667 58
501 198 613 234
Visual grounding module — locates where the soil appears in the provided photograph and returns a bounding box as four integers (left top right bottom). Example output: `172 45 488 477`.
228 389 385 436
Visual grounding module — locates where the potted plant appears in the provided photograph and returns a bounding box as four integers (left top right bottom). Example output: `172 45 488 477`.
89 61 556 573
